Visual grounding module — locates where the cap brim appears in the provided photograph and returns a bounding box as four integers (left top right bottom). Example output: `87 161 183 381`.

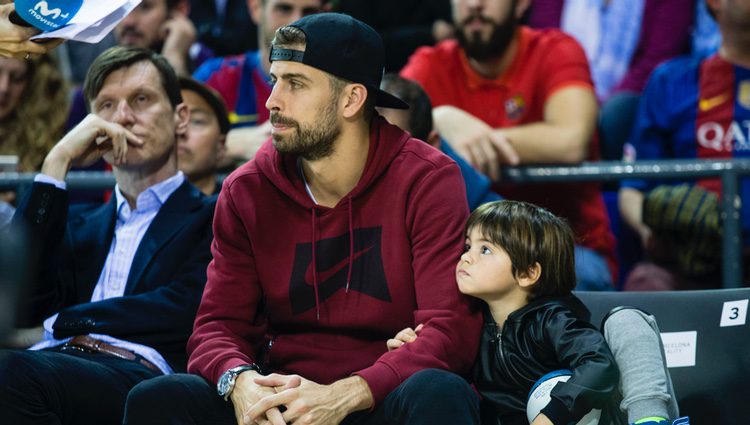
374 89 410 110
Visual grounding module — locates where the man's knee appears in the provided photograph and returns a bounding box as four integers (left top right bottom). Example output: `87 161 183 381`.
0 350 46 390
126 374 204 415
125 373 231 425
401 369 476 404
387 369 478 424
574 246 614 291
0 350 51 413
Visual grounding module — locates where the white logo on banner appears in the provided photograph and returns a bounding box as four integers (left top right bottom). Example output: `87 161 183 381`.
660 331 697 368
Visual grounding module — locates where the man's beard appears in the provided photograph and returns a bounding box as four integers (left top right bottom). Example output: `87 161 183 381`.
456 9 517 62
271 99 341 161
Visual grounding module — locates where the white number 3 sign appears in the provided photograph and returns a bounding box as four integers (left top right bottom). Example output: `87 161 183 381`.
720 299 749 327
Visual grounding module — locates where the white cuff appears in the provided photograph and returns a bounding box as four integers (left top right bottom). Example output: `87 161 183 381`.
35 174 66 190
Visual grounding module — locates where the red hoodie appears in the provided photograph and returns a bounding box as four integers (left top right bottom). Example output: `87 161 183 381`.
187 116 482 406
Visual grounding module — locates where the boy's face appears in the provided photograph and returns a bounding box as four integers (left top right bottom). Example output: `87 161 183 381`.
456 227 521 301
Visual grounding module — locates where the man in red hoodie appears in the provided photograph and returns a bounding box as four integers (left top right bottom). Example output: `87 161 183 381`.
123 13 483 425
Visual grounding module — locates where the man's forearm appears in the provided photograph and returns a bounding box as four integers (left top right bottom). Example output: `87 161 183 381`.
619 188 649 238
330 376 373 415
41 147 72 182
501 85 597 164
498 122 591 164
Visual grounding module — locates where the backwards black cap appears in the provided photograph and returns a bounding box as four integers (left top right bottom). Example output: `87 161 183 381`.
269 13 409 110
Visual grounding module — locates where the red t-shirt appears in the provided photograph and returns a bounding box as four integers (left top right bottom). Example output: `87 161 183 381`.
402 27 617 278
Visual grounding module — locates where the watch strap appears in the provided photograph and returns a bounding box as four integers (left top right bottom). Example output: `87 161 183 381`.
218 363 262 401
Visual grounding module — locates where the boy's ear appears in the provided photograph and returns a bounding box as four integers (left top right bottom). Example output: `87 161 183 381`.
517 262 541 288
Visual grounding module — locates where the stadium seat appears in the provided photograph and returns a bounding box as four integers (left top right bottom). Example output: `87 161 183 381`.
577 289 750 425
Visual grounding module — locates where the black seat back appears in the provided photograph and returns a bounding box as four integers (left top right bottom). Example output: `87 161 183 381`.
576 289 750 425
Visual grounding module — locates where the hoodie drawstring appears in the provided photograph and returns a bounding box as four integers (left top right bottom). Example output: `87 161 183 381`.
311 209 320 320
346 196 354 293
310 197 355 321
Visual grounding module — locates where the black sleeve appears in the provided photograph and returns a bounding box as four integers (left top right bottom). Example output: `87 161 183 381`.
12 182 75 325
541 309 620 424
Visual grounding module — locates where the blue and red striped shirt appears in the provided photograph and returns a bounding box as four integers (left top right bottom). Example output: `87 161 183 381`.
193 50 272 129
623 54 750 244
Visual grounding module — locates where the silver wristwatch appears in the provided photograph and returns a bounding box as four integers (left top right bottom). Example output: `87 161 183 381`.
217 364 261 401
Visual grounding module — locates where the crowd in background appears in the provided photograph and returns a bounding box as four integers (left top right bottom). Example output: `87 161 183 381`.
0 1 745 424
2 0 748 292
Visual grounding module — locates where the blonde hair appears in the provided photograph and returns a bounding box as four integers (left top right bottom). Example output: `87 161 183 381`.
0 54 70 172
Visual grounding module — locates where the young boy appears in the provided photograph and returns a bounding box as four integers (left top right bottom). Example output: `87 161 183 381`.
389 200 619 425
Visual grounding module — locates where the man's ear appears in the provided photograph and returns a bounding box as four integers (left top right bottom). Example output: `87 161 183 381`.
426 129 441 148
341 84 368 120
517 262 541 289
174 103 190 137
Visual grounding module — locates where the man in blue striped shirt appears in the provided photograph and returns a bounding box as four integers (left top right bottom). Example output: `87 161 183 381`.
0 46 217 425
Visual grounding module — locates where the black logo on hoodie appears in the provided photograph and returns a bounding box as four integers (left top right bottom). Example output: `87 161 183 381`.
289 226 390 315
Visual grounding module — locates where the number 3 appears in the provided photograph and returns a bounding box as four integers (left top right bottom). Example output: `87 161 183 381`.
730 307 740 320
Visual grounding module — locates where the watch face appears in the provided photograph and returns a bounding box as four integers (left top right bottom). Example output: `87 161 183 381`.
217 372 232 397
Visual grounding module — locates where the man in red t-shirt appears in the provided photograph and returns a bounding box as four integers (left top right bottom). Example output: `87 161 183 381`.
401 0 616 290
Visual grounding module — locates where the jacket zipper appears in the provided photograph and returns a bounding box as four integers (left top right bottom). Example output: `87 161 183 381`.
494 327 523 388
262 337 275 373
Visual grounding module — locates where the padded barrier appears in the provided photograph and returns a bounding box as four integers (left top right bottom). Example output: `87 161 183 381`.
577 289 750 425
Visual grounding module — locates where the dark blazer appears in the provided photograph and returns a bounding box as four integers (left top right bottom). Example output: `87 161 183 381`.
14 180 217 372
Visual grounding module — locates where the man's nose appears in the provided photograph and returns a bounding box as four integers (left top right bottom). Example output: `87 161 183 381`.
112 101 136 126
465 0 484 13
265 84 282 112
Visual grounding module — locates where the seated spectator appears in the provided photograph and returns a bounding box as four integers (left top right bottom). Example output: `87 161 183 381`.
0 54 69 172
193 0 323 165
59 0 211 86
0 46 216 425
178 77 229 196
378 73 502 211
123 13 482 425
66 0 209 131
190 0 258 57
388 200 686 425
401 0 617 291
619 0 750 290
116 0 205 77
527 0 694 161
333 0 454 72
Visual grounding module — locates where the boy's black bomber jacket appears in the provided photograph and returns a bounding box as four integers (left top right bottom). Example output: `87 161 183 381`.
472 294 620 425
